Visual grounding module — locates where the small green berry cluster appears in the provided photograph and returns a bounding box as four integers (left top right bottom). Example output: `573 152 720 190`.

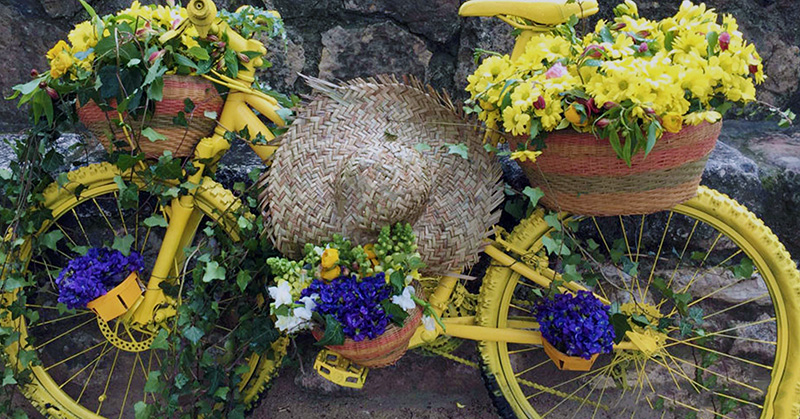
374 223 425 273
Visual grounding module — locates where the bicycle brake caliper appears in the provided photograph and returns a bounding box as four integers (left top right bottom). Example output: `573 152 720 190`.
313 349 369 389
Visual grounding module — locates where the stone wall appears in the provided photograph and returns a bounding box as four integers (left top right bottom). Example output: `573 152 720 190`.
1 0 799 131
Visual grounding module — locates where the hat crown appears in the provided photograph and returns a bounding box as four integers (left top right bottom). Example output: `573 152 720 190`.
335 142 431 238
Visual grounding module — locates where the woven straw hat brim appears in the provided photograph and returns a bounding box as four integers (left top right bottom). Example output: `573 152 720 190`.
260 75 503 274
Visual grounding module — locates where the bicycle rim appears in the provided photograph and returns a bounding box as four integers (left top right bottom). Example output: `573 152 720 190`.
4 162 285 419
478 186 800 419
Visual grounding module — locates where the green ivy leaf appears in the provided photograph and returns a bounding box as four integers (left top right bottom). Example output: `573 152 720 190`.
174 373 189 389
236 271 251 292
149 329 170 350
141 127 167 142
203 261 226 283
522 186 545 208
544 212 562 231
445 143 469 160
182 325 205 344
112 235 135 256
144 370 162 393
2 369 17 386
134 401 153 419
214 386 230 400
40 230 64 251
611 313 631 344
143 215 168 228
541 235 570 256
315 314 344 346
174 54 199 70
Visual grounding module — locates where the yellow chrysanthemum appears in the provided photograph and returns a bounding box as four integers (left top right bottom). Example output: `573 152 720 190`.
662 112 684 133
502 106 531 136
510 150 542 163
685 110 722 125
68 21 97 53
47 40 74 79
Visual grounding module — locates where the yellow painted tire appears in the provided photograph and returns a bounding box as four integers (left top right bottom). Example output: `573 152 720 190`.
477 186 800 419
3 162 287 418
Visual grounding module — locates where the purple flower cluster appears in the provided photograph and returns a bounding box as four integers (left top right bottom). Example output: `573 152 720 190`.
301 273 394 342
56 248 144 309
535 291 615 359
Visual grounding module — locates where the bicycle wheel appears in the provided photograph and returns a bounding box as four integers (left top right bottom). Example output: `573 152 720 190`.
3 162 287 419
478 186 800 419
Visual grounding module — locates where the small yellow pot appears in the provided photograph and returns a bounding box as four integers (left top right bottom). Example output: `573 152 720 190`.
542 338 599 371
86 272 144 322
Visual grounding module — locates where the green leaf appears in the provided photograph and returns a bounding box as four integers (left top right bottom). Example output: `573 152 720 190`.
174 54 199 70
645 122 657 156
381 300 409 327
445 143 469 160
144 371 162 393
611 313 632 344
3 369 17 386
690 251 706 261
599 26 614 43
115 153 145 171
389 271 405 295
182 325 205 344
706 31 719 57
544 212 562 231
522 186 545 207
732 257 754 279
188 46 211 61
143 215 168 228
174 373 189 389
40 230 64 251
214 386 230 400
541 235 570 256
202 261 226 283
147 76 164 102
149 329 170 350
141 127 167 142
113 235 135 256
413 143 432 152
315 314 345 346
236 271 251 292
631 313 650 327
582 59 603 67
127 58 141 67
134 401 153 419
78 0 97 19
562 264 581 282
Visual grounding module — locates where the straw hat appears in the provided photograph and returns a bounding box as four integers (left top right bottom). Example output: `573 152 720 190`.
260 75 503 274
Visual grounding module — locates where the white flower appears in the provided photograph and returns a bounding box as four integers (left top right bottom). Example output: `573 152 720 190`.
293 306 313 321
391 286 417 312
299 294 318 311
422 315 436 331
268 281 293 307
274 314 303 332
313 246 324 256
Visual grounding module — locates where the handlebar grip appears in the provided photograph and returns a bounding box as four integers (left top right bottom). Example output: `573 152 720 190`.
187 0 218 37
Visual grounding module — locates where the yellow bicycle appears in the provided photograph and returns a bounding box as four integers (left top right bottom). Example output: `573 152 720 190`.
5 0 800 418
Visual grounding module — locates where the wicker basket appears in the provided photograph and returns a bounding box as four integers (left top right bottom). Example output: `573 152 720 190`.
77 75 223 158
510 122 722 216
311 287 425 368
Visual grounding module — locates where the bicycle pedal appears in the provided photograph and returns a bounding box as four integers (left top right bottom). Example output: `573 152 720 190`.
313 349 368 389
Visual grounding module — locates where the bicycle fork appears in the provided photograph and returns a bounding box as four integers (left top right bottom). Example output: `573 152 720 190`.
130 134 232 329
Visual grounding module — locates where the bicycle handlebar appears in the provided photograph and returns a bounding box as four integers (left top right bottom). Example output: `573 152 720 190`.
187 0 217 38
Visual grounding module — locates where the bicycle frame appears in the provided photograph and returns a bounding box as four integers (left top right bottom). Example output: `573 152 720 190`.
130 0 636 353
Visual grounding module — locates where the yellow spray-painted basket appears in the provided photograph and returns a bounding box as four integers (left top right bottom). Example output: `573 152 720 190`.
542 338 599 371
86 272 144 322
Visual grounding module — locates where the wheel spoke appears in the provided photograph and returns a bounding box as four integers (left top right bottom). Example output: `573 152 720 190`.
34 317 97 350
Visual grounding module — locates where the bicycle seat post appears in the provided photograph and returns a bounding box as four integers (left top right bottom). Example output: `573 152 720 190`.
187 0 218 38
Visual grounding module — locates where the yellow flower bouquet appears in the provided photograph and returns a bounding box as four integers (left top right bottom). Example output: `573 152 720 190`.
467 0 784 164
10 1 285 157
466 0 793 215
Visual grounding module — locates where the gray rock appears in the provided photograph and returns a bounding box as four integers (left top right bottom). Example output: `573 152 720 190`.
453 17 514 100
702 139 765 215
343 0 460 43
318 23 432 82
258 30 306 94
